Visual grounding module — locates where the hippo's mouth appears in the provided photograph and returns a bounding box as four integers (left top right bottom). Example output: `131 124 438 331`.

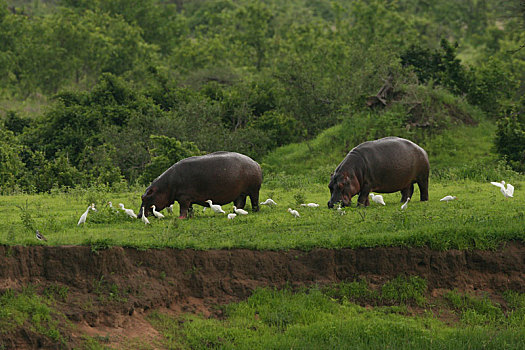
341 193 351 207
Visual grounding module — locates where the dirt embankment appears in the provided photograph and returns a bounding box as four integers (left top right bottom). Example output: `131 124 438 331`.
1 242 524 348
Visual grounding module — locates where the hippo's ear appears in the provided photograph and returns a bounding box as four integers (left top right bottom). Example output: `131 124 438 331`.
145 187 157 197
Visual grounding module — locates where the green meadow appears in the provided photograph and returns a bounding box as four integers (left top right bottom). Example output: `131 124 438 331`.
148 284 525 350
0 120 523 251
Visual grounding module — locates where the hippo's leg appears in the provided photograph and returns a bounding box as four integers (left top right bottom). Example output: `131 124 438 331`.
234 195 247 209
417 176 429 201
178 200 191 219
400 184 414 202
249 190 260 212
357 186 370 206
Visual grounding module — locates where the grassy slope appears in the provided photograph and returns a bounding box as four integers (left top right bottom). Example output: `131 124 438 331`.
149 284 525 350
0 120 523 250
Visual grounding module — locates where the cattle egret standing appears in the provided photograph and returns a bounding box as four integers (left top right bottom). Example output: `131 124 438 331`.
90 203 97 212
205 200 226 214
287 208 300 218
401 197 410 210
119 203 137 219
300 203 320 208
370 193 386 206
36 229 47 241
227 213 237 220
490 181 514 198
78 205 91 225
151 205 165 219
440 195 457 202
260 198 277 206
233 206 248 215
141 207 150 225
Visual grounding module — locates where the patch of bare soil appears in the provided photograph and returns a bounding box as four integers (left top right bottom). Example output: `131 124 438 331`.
0 242 524 349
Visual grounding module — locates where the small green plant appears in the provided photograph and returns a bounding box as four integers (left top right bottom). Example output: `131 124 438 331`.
293 192 305 205
43 284 69 302
322 280 379 303
381 276 427 306
85 238 114 255
16 200 36 232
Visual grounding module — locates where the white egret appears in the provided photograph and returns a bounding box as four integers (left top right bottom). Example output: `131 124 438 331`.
227 213 237 220
141 207 150 225
78 205 91 225
90 203 97 212
119 203 137 219
205 200 226 214
287 208 300 218
490 181 514 198
300 203 320 208
440 195 457 202
151 205 165 219
401 197 410 210
233 206 248 215
260 198 277 206
370 193 386 206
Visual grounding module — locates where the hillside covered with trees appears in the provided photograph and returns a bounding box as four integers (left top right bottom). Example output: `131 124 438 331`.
1 0 524 193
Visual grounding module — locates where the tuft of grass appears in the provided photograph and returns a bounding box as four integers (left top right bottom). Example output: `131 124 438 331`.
445 290 505 326
381 275 427 306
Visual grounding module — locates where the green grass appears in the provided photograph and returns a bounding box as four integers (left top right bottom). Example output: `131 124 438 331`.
0 177 523 250
0 120 523 250
0 287 66 345
148 284 525 349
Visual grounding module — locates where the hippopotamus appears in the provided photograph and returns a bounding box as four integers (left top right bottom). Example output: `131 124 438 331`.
139 151 262 218
328 137 429 208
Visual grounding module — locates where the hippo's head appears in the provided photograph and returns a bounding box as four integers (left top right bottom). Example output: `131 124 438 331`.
139 185 168 218
328 172 360 208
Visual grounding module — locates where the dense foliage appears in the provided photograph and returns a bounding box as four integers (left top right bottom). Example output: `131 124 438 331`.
1 0 524 193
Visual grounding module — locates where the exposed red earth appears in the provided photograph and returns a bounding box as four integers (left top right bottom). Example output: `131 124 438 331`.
1 242 524 349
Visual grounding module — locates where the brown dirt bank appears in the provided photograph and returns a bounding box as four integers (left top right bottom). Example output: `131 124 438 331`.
1 242 524 348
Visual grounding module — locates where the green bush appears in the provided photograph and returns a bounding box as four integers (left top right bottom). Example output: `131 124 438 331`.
139 135 203 185
495 107 525 173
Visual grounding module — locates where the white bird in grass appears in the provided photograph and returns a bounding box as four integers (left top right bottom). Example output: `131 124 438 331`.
370 193 386 206
260 198 277 206
78 205 92 225
90 203 97 212
36 229 47 241
119 203 137 219
141 207 150 225
440 195 457 202
287 208 300 218
233 206 248 215
401 197 411 210
151 205 165 219
300 203 320 208
205 200 226 214
227 213 237 220
490 181 514 198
